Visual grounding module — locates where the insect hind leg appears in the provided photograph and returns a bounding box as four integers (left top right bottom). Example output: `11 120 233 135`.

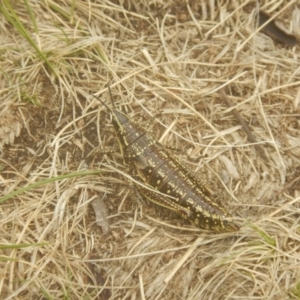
135 183 193 221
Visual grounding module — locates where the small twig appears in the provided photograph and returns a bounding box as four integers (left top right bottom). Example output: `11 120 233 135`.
219 89 267 161
92 195 110 234
276 174 300 196
164 236 204 284
258 10 297 47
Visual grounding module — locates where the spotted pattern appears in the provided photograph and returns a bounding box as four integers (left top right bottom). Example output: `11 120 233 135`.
111 109 239 232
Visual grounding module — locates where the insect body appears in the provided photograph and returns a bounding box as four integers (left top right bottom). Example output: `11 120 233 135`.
100 89 239 232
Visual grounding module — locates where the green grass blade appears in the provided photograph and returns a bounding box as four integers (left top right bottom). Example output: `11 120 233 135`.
0 0 58 76
0 170 103 204
250 224 276 247
0 243 47 250
23 0 38 34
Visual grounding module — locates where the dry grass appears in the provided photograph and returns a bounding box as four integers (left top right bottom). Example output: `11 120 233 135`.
1 0 300 299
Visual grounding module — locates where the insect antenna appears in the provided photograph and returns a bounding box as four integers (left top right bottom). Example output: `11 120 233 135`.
92 83 116 112
106 83 117 109
93 96 110 112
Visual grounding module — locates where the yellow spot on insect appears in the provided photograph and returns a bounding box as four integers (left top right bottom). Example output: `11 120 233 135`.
195 205 203 213
177 189 184 197
157 169 166 178
187 199 195 205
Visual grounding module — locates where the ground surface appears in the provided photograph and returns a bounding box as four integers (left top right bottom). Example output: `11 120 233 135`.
0 1 300 299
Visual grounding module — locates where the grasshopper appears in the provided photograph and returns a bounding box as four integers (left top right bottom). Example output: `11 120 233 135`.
96 86 239 232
